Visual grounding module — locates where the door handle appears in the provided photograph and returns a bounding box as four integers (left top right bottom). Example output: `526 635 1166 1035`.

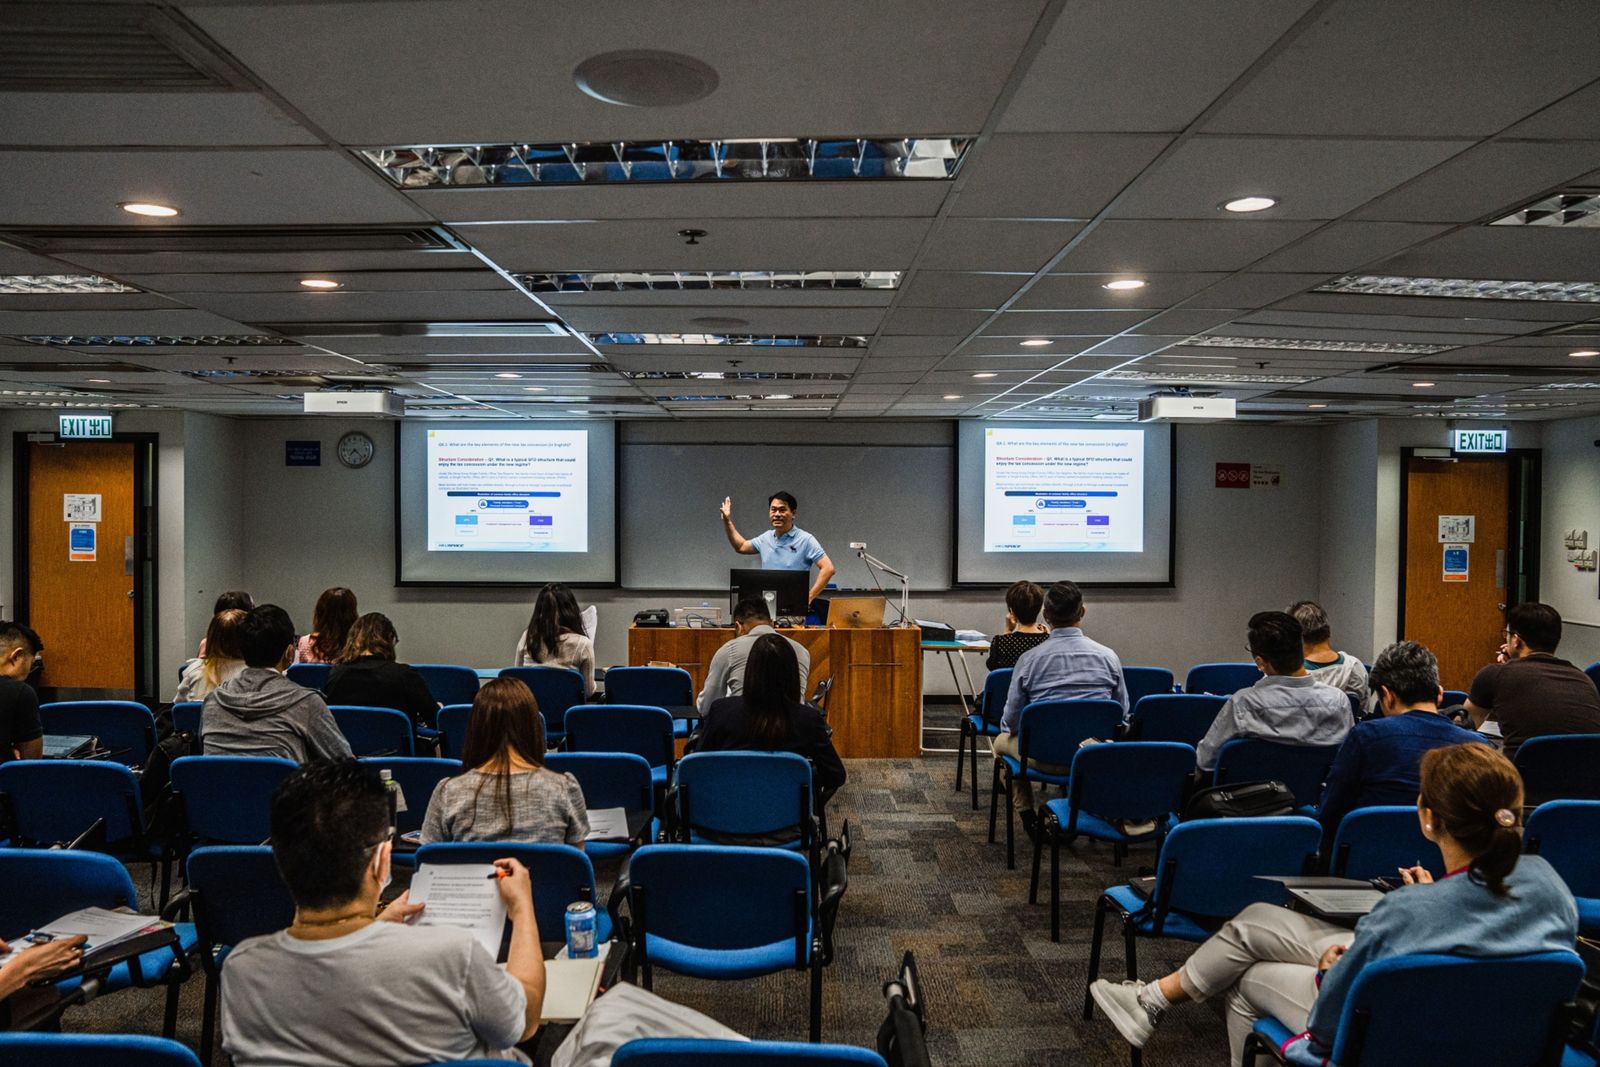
127 590 135 599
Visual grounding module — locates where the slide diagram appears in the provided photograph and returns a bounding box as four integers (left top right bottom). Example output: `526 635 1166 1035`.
982 428 1145 553
426 429 589 552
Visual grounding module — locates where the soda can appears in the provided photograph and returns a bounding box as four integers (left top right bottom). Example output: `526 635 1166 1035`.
565 901 598 958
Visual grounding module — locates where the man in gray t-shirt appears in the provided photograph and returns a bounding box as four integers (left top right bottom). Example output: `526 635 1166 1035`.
696 598 812 715
222 761 543 1066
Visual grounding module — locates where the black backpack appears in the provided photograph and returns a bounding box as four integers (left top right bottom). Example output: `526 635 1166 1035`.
1182 780 1297 820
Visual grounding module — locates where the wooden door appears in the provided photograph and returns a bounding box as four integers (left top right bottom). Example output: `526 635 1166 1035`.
1402 455 1510 691
26 441 137 688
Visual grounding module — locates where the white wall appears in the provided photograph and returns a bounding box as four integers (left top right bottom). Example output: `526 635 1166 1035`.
222 418 1327 690
1539 414 1600 669
1317 421 1380 659
180 413 246 655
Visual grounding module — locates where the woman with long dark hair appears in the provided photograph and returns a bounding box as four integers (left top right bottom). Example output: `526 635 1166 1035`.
688 633 845 794
419 677 588 846
512 583 594 695
296 587 358 665
323 612 439 731
1090 742 1578 1064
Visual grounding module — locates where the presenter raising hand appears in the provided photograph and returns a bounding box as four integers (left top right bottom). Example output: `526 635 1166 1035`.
720 491 836 603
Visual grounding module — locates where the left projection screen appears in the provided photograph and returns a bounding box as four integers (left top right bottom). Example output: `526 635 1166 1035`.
396 421 617 584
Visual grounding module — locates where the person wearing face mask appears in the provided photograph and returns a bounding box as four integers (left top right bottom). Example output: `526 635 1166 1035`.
221 760 545 1065
0 620 43 764
719 491 836 605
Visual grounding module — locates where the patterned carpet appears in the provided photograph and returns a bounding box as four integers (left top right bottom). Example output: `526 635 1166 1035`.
69 754 1231 1066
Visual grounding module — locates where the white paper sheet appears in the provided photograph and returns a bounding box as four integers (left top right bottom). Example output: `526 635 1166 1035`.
584 807 630 841
408 863 509 957
35 907 155 951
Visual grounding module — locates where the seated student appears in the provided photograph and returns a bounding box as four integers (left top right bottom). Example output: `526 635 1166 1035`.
1316 640 1485 839
1289 599 1370 711
696 597 811 716
174 608 247 704
0 932 86 1019
295 586 358 666
994 581 1127 835
222 760 544 1065
1090 743 1578 1066
324 613 440 731
1466 602 1600 759
202 605 352 763
690 633 846 800
985 580 1049 671
196 589 253 658
1195 611 1352 773
513 583 595 696
421 677 588 848
16 623 43 692
0 621 43 764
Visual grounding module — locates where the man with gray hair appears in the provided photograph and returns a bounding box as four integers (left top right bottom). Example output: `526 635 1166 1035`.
1288 600 1370 712
1315 640 1484 840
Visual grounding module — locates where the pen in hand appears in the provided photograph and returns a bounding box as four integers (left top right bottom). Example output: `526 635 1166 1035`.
486 869 510 879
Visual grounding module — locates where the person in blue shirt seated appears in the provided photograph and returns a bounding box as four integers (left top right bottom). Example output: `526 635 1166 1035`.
1316 639 1485 840
993 580 1128 839
1089 742 1578 1066
719 490 836 604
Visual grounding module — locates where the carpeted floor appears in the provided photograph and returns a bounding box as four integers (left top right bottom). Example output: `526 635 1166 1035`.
67 753 1232 1066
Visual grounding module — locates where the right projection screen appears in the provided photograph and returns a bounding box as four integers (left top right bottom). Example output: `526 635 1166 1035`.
955 421 1174 585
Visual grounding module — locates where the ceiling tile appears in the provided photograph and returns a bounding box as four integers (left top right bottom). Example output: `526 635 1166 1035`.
951 134 1171 217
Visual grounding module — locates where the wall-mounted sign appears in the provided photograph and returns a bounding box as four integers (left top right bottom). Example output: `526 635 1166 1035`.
63 493 102 522
1443 544 1469 582
285 440 322 467
1250 464 1283 489
1452 429 1506 453
1215 462 1251 489
68 523 96 562
58 413 113 439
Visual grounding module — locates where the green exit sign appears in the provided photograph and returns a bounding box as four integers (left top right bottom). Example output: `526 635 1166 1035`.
1452 428 1506 453
58 413 114 439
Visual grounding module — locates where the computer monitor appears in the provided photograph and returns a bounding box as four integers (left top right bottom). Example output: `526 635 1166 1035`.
730 568 811 620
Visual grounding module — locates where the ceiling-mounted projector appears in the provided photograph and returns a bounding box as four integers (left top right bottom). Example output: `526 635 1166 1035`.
304 390 404 418
1137 396 1236 422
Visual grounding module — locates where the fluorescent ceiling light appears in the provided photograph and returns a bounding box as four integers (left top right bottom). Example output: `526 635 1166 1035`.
621 370 850 381
1222 196 1277 213
119 201 180 217
1412 381 1435 388
1102 369 1316 384
1180 335 1453 355
360 136 974 189
1568 349 1599 358
1020 339 1053 347
588 332 867 348
517 270 901 293
0 274 140 295
972 372 998 379
299 278 341 290
15 334 296 347
421 323 566 337
493 372 522 379
86 378 111 384
1101 279 1147 291
943 394 963 400
1490 190 1600 228
1316 275 1600 304
523 386 547 391
1307 403 1328 409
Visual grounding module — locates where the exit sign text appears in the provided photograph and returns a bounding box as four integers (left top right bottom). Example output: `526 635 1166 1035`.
58 414 114 439
1452 429 1506 453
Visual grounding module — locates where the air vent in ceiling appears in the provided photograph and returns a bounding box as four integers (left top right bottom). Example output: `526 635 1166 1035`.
1 226 460 256
1365 362 1579 379
13 334 298 348
0 4 251 92
259 322 566 338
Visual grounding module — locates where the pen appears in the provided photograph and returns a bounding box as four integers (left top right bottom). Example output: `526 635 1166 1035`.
486 870 510 879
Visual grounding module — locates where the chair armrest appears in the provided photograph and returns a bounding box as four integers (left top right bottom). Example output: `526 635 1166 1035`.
160 888 195 923
817 830 851 965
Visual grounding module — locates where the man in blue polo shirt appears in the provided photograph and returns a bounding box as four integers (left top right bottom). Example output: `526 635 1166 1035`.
719 491 836 603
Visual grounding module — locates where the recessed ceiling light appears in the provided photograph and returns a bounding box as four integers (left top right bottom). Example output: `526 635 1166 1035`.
1020 339 1053 347
86 379 111 384
573 50 720 107
1307 403 1328 409
766 393 794 400
943 394 963 400
494 372 522 379
0 274 141 295
568 409 588 414
1412 381 1435 388
1316 274 1600 304
1180 335 1452 355
520 271 900 294
119 202 180 218
1222 196 1277 213
1102 279 1147 291
1569 349 1600 358
972 372 998 379
299 278 341 290
1490 190 1600 228
523 386 548 392
588 332 866 348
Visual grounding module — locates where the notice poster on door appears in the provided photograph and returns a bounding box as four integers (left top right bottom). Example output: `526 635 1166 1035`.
63 493 102 523
1442 543 1469 582
1438 515 1475 543
68 523 96 562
